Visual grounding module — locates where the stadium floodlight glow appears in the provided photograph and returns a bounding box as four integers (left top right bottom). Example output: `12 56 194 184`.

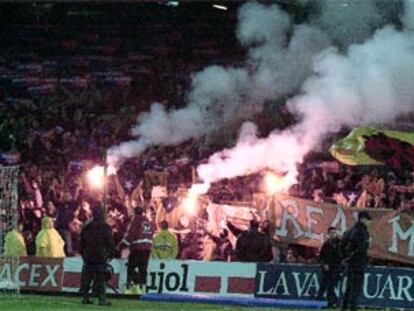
212 4 228 11
166 1 179 7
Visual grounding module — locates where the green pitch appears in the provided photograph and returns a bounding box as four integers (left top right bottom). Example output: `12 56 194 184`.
0 294 336 311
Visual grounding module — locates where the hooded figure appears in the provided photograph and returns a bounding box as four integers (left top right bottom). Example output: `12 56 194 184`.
4 228 27 257
35 216 65 257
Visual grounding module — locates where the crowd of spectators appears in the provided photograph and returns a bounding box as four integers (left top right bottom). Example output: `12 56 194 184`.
1 4 414 264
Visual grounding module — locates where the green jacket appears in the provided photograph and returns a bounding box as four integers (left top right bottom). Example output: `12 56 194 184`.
151 230 178 260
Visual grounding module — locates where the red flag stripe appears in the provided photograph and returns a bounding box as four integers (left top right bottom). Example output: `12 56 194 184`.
63 272 119 288
227 277 255 294
194 276 221 293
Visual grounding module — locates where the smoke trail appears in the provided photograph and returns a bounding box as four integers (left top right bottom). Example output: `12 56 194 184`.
198 1 414 189
108 1 330 167
197 122 307 188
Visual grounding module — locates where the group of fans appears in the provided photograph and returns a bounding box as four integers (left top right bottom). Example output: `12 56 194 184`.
4 200 373 310
1 4 413 310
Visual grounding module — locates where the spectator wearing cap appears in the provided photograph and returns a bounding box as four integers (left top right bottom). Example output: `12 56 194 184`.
151 220 178 260
120 206 155 295
235 219 271 262
340 211 372 311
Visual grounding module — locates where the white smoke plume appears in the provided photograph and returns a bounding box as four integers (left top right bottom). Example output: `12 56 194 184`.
198 0 414 189
110 0 414 192
310 0 384 47
108 1 330 167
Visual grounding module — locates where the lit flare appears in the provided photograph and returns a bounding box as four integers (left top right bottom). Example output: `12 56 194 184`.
264 171 288 195
86 165 116 189
181 183 210 216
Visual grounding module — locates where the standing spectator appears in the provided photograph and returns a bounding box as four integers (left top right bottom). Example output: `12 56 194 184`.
3 225 27 257
79 206 115 306
356 170 384 208
316 227 342 308
340 211 372 311
54 193 79 256
35 216 65 258
207 228 233 262
151 220 178 260
235 220 271 262
120 207 155 295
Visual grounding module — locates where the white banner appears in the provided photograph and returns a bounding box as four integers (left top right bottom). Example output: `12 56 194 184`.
147 259 256 297
6 257 256 297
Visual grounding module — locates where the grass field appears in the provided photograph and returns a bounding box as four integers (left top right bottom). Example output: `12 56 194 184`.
0 293 338 311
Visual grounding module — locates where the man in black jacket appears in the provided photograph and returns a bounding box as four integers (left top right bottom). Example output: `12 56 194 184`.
340 211 372 311
80 206 115 306
235 219 271 262
316 226 342 308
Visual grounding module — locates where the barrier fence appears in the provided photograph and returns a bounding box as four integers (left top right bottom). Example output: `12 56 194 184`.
1 257 413 309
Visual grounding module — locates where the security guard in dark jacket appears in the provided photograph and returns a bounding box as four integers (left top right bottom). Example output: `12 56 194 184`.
341 211 372 311
316 226 342 308
80 206 115 306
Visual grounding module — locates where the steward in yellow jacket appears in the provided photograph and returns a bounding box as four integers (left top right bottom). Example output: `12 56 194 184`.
36 216 65 257
4 228 27 257
151 221 178 260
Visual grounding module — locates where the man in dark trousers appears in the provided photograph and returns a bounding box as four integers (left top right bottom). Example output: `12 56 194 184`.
235 219 271 262
120 206 155 295
316 226 342 308
79 206 115 306
341 211 372 311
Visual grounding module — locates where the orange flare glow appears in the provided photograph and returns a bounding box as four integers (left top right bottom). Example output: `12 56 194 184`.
87 166 105 189
264 171 288 195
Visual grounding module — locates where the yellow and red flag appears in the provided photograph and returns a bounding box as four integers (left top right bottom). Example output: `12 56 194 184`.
329 127 414 172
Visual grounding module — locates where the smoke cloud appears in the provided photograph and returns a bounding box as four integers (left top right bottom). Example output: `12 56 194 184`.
108 1 330 167
110 0 414 192
197 0 414 188
310 0 384 47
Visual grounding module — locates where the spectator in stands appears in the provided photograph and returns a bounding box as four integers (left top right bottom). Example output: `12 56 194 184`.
151 220 178 260
35 216 65 258
235 219 271 262
285 247 298 263
173 215 197 260
54 190 81 256
356 169 384 208
207 228 233 262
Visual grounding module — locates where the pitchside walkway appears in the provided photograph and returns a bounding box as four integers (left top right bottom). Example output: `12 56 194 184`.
141 293 327 309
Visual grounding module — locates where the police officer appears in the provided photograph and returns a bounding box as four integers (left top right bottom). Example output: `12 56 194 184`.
121 206 155 294
151 220 178 260
316 226 342 308
235 219 271 262
341 211 372 311
80 206 115 306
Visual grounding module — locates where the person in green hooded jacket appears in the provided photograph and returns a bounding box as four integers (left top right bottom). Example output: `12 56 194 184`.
151 221 178 260
35 216 65 258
